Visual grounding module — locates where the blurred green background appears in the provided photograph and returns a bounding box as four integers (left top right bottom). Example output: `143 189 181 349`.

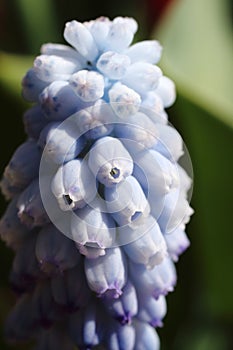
0 0 232 349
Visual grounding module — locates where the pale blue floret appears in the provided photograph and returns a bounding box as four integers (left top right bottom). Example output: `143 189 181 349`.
105 175 150 226
1 140 41 192
113 17 138 35
106 321 135 350
0 177 20 200
158 189 193 234
38 120 85 164
22 69 47 102
129 257 177 299
137 294 167 328
133 148 179 219
69 70 105 102
108 82 141 119
33 54 80 83
122 62 162 95
141 91 168 124
74 99 115 139
23 105 48 139
39 81 84 121
17 178 49 228
178 164 193 193
51 159 96 211
0 197 29 250
35 224 80 276
102 280 138 325
88 136 134 187
64 20 99 61
71 200 116 258
114 111 159 150
69 301 103 348
133 320 160 350
121 215 167 269
84 247 127 298
51 265 91 311
164 227 190 262
96 51 131 80
81 302 102 347
155 76 176 108
86 17 111 51
125 40 162 64
104 19 136 53
154 124 184 162
41 43 87 66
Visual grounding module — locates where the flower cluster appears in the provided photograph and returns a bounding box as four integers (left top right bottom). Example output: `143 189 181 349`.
0 16 193 349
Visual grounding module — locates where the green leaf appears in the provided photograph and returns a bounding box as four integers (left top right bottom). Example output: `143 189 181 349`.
0 52 33 97
155 0 233 319
156 0 233 128
15 0 59 53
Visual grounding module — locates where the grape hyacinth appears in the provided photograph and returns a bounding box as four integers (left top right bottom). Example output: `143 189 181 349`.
0 16 193 349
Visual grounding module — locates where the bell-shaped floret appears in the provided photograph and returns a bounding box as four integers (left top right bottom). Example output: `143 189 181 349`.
121 215 167 269
74 99 115 139
22 69 47 102
102 280 138 325
85 247 127 298
64 20 99 61
129 257 177 299
39 81 86 121
33 54 80 83
51 264 91 312
137 294 167 327
141 91 168 124
51 159 96 211
155 76 176 108
41 43 86 64
158 189 194 234
133 149 179 219
69 301 103 348
133 320 160 350
1 140 41 194
105 175 150 227
97 51 131 80
86 17 111 51
69 70 105 102
164 227 190 262
154 123 184 162
122 62 162 94
17 179 49 228
104 17 137 52
71 199 116 258
125 40 162 64
105 320 135 350
36 224 80 276
0 197 29 250
88 136 133 187
114 111 158 151
23 105 48 140
38 120 85 164
109 82 141 119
